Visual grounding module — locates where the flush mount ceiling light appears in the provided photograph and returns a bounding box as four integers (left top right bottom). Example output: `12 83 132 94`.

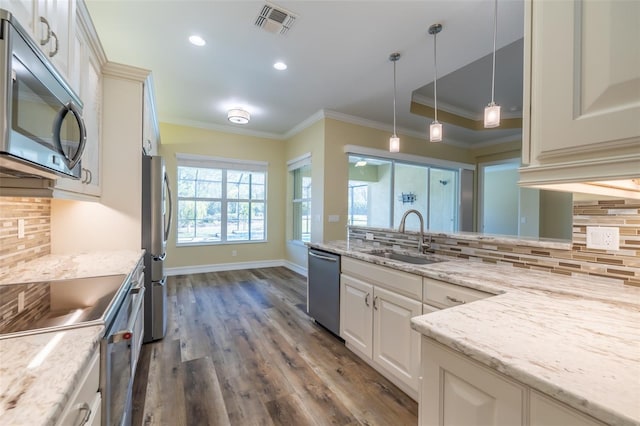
484 0 501 128
389 52 401 153
188 35 206 46
228 108 250 124
273 61 287 70
429 23 443 143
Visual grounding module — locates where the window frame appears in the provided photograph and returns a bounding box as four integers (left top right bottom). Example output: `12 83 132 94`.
176 153 268 246
288 153 312 243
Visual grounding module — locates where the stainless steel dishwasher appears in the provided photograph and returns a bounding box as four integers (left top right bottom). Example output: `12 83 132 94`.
307 248 341 336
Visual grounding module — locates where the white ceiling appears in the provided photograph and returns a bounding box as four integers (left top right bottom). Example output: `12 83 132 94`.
86 0 525 145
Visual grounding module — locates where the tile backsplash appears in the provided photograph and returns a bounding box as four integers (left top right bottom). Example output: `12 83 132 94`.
0 197 51 276
349 199 639 287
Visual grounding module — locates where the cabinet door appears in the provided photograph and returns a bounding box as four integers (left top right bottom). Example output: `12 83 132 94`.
530 390 605 426
420 337 525 426
373 286 422 393
36 0 74 77
525 0 640 172
1 0 36 37
340 274 373 358
79 48 102 196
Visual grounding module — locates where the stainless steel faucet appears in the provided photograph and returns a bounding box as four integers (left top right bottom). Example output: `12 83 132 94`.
398 209 425 253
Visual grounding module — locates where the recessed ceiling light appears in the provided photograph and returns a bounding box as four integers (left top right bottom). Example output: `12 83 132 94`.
189 35 206 46
273 62 287 71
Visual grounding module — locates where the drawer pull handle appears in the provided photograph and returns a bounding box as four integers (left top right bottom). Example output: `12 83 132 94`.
75 402 91 426
365 293 370 307
446 295 466 305
373 296 379 310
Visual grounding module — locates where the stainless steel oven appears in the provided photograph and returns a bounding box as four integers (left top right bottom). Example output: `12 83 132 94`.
101 263 145 426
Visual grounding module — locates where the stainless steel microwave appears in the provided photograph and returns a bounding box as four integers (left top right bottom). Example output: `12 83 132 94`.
0 9 86 180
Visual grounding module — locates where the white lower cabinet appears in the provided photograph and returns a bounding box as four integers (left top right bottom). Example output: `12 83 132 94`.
340 274 373 357
56 348 101 426
420 337 526 426
530 390 605 426
340 257 423 398
420 337 606 426
373 286 422 392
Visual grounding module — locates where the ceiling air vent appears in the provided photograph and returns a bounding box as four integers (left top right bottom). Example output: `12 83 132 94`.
255 3 297 35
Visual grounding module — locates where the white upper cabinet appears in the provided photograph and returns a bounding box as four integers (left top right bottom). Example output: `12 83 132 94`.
1 0 75 78
1 0 36 34
36 0 74 76
52 1 104 199
520 0 640 190
142 77 160 155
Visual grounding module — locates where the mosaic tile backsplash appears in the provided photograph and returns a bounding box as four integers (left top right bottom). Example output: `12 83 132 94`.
0 197 51 276
349 199 639 287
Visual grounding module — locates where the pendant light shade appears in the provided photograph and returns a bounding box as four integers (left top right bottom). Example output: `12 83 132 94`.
429 24 443 143
484 0 501 128
389 52 401 153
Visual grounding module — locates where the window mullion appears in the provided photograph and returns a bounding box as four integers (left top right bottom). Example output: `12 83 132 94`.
221 169 228 242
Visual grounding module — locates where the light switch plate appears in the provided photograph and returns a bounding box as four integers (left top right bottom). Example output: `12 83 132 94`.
586 226 619 251
328 215 340 223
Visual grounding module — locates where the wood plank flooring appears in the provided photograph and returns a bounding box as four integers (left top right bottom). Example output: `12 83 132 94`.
131 267 418 426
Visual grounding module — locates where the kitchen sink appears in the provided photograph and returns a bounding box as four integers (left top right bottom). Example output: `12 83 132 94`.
366 250 442 265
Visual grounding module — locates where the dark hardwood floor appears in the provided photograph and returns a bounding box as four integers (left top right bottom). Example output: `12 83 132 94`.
131 267 418 426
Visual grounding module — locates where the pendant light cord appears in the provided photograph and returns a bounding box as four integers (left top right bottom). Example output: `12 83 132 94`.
490 0 498 104
433 31 438 122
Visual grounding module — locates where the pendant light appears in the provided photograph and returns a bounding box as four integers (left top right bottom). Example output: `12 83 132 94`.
484 0 501 128
389 52 401 153
429 24 442 142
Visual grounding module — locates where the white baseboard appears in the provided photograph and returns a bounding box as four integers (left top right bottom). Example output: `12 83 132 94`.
166 259 308 277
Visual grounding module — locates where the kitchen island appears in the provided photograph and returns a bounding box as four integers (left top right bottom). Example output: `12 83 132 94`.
0 250 144 425
310 240 640 426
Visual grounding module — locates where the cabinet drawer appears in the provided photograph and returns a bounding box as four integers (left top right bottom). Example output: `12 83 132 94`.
342 257 422 300
423 277 492 309
56 348 100 426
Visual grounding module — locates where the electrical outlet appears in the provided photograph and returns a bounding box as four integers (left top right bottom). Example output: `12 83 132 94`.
328 215 340 223
365 232 374 240
231 250 237 257
18 291 25 313
586 226 620 251
17 219 25 239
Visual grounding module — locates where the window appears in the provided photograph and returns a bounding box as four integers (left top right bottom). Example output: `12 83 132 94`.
288 154 311 242
176 154 267 245
347 155 460 233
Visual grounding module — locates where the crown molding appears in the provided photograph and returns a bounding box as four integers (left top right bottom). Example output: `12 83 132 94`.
163 117 285 140
102 62 151 82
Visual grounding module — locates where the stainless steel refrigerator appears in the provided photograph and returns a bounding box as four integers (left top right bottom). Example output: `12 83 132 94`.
141 154 172 343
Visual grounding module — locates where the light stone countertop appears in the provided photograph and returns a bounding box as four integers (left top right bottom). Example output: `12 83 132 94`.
0 250 144 425
0 326 103 425
310 241 640 426
0 249 145 285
